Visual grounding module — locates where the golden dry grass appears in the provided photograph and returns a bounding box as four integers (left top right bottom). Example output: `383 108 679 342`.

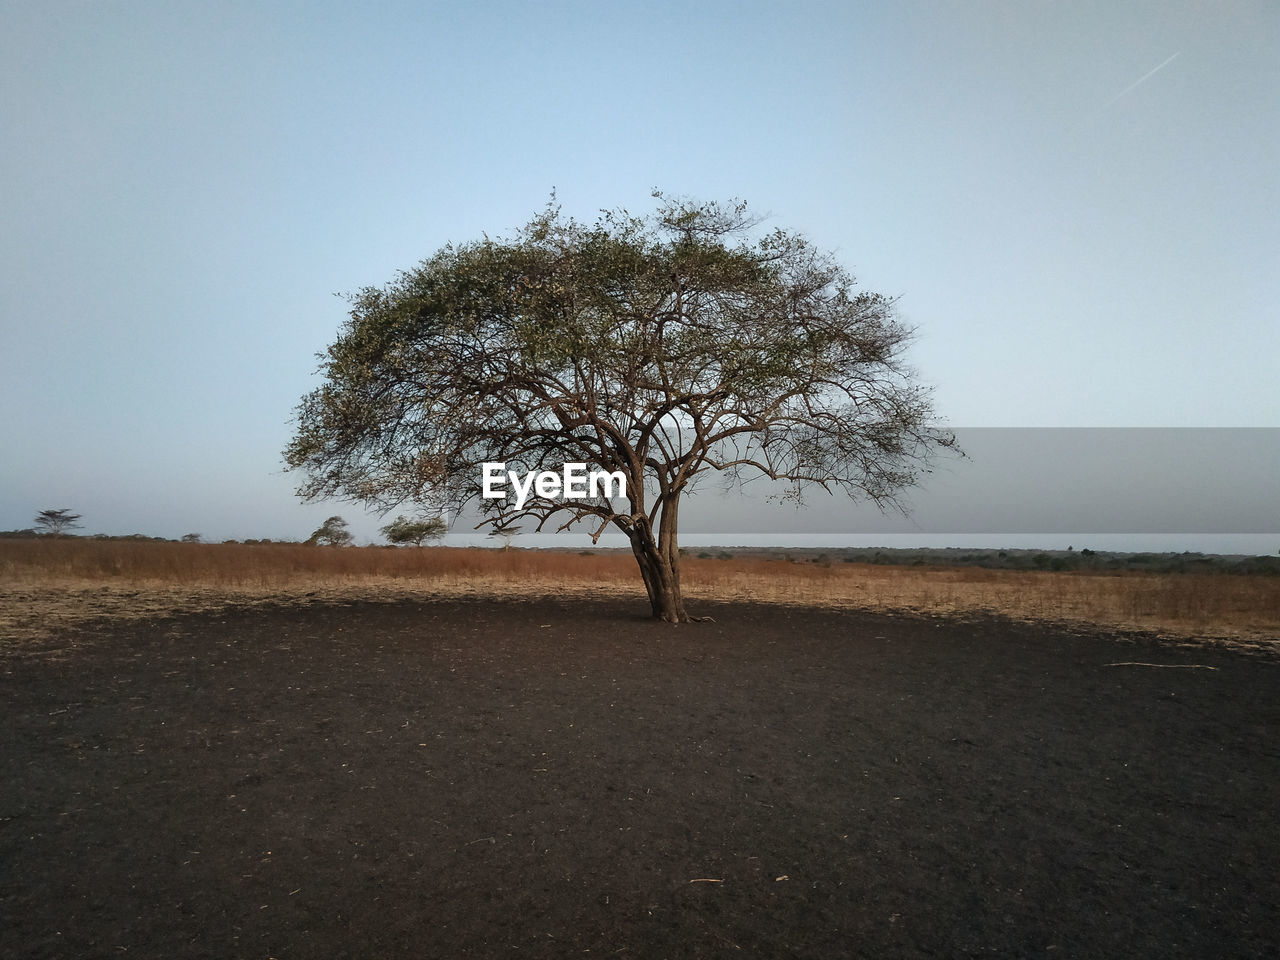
2 539 1277 651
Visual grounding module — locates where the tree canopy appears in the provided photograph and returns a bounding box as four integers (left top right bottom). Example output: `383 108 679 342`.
381 514 447 547
307 515 353 547
285 194 955 621
34 508 83 537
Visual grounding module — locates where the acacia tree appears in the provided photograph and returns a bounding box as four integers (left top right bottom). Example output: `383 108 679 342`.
488 524 522 551
380 514 447 546
34 508 82 537
285 195 955 622
307 515 353 546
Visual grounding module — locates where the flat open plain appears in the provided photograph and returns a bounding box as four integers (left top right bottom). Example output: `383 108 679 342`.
3 596 1279 958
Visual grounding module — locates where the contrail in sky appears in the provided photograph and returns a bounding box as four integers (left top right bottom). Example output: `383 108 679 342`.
1101 52 1181 110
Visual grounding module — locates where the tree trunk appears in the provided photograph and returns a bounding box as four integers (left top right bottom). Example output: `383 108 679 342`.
628 515 689 623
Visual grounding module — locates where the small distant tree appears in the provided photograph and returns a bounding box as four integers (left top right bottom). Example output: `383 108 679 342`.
380 514 447 546
489 524 522 551
181 533 203 543
307 515 353 546
34 509 82 537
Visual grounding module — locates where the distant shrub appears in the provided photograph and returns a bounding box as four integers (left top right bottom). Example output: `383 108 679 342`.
1235 556 1280 576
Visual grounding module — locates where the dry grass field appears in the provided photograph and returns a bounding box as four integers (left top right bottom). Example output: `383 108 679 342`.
2 538 1277 650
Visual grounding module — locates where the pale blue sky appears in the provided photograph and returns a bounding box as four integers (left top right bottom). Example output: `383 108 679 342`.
2 1 1276 545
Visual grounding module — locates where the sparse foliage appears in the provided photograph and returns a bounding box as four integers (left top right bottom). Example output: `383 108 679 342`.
34 508 82 537
488 524 522 551
380 514 447 546
307 515 353 547
181 533 203 543
286 194 955 621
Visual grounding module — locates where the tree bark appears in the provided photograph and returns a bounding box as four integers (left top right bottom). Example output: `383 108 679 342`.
628 513 689 623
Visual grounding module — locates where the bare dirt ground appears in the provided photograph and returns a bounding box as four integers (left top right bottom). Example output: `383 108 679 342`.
3 595 1279 958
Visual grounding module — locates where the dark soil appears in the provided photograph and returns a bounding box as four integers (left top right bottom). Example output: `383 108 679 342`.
3 597 1279 959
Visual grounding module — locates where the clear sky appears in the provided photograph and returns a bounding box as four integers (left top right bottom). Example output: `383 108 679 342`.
2 1 1276 546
